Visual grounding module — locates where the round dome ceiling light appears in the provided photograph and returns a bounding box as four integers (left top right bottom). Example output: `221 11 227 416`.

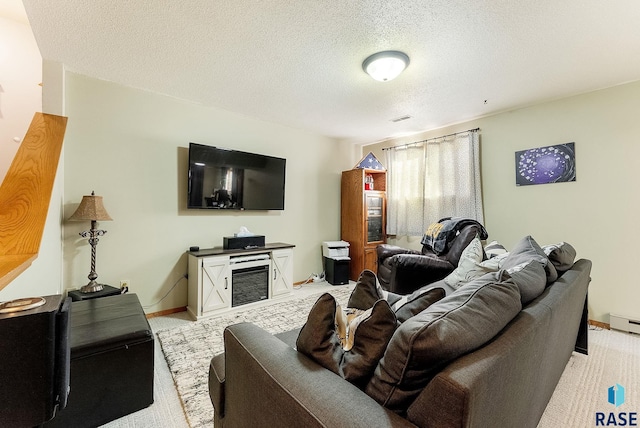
362 50 410 82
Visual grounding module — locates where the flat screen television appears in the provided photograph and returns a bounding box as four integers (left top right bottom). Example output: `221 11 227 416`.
187 142 286 210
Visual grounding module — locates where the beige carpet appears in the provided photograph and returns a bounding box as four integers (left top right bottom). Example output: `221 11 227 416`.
155 290 640 428
537 327 640 427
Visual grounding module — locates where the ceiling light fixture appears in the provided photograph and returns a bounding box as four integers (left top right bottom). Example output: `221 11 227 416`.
362 50 410 82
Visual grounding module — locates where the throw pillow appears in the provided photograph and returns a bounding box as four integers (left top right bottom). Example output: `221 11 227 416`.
347 270 383 310
334 305 372 351
388 286 447 324
501 235 554 303
444 236 484 289
347 269 446 324
364 272 522 413
296 293 396 387
485 240 508 259
543 242 577 272
502 259 547 304
444 237 509 289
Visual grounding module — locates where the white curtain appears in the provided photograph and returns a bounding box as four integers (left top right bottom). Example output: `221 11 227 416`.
385 130 483 236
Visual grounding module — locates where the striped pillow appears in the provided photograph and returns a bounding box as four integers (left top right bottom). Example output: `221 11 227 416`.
485 240 508 259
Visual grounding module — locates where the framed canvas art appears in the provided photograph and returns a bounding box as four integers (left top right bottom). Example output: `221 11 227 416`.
515 142 576 186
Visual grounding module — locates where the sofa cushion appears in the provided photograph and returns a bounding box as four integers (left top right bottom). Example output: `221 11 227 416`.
502 235 556 300
364 272 522 413
296 293 396 386
348 270 445 324
543 242 577 272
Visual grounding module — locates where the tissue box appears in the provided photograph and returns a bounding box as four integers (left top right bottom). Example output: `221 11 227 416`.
223 235 265 250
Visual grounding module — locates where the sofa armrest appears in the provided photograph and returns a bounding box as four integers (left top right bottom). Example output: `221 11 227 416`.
216 322 416 428
208 353 225 417
377 244 421 261
390 254 452 271
388 254 454 294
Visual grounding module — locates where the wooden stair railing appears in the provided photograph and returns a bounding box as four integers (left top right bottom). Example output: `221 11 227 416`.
0 112 67 291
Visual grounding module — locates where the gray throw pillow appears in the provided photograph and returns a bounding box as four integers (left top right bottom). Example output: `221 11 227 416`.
296 293 396 387
388 286 447 324
347 269 446 324
364 272 522 413
543 242 577 272
501 235 555 300
502 259 547 305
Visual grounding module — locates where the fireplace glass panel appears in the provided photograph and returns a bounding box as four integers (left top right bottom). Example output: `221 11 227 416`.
232 265 269 307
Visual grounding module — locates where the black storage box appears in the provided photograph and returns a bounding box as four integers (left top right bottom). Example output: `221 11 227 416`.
45 293 154 427
224 235 265 249
0 295 71 427
324 256 350 285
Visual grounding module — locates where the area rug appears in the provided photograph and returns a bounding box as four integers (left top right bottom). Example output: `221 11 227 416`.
156 285 353 428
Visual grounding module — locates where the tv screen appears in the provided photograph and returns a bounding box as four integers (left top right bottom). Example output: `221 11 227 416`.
187 143 286 210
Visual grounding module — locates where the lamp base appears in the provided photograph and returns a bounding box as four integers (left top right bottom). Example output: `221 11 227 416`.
68 285 121 302
80 281 105 293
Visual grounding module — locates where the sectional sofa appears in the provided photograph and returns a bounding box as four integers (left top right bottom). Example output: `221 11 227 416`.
208 237 590 427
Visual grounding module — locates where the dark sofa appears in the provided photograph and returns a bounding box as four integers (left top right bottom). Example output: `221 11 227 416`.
377 219 486 294
209 254 591 427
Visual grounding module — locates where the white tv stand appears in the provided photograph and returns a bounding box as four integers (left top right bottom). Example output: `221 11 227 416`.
187 243 294 320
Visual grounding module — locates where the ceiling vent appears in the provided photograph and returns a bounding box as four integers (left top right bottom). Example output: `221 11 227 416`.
390 115 412 123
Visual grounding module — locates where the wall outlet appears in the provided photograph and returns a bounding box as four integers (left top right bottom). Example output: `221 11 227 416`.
120 279 130 289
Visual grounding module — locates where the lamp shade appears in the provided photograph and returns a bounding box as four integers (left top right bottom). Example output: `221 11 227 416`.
362 50 410 82
69 191 112 221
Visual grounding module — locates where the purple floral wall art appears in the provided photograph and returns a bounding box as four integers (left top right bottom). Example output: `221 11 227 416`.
515 142 576 186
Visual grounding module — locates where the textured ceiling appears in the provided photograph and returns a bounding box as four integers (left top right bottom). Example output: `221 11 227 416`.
19 0 640 144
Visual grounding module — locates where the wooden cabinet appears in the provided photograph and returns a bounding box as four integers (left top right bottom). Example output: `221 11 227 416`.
341 169 386 281
187 243 294 320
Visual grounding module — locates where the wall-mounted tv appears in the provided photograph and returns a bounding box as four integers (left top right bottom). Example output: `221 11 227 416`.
187 142 286 210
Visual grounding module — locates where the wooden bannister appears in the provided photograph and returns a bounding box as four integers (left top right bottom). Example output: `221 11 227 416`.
0 112 67 291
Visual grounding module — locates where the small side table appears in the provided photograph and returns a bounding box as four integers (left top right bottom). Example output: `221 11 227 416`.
68 284 122 301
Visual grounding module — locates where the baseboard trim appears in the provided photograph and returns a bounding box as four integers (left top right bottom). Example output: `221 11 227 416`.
589 319 610 330
146 306 187 319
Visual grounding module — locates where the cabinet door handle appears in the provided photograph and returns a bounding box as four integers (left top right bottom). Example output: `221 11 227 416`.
273 268 277 281
225 277 228 289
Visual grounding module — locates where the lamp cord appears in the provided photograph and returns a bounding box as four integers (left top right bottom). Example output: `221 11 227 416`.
142 274 188 310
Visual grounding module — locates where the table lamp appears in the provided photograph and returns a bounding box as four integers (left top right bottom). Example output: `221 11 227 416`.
69 191 113 293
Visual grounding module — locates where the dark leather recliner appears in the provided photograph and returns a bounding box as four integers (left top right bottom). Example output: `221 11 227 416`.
377 217 488 294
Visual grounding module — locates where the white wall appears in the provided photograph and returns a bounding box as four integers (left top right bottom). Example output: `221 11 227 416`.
364 80 640 323
63 73 350 313
0 16 68 302
0 15 41 183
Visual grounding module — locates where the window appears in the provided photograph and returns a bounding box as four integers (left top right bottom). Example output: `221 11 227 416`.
385 130 483 236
